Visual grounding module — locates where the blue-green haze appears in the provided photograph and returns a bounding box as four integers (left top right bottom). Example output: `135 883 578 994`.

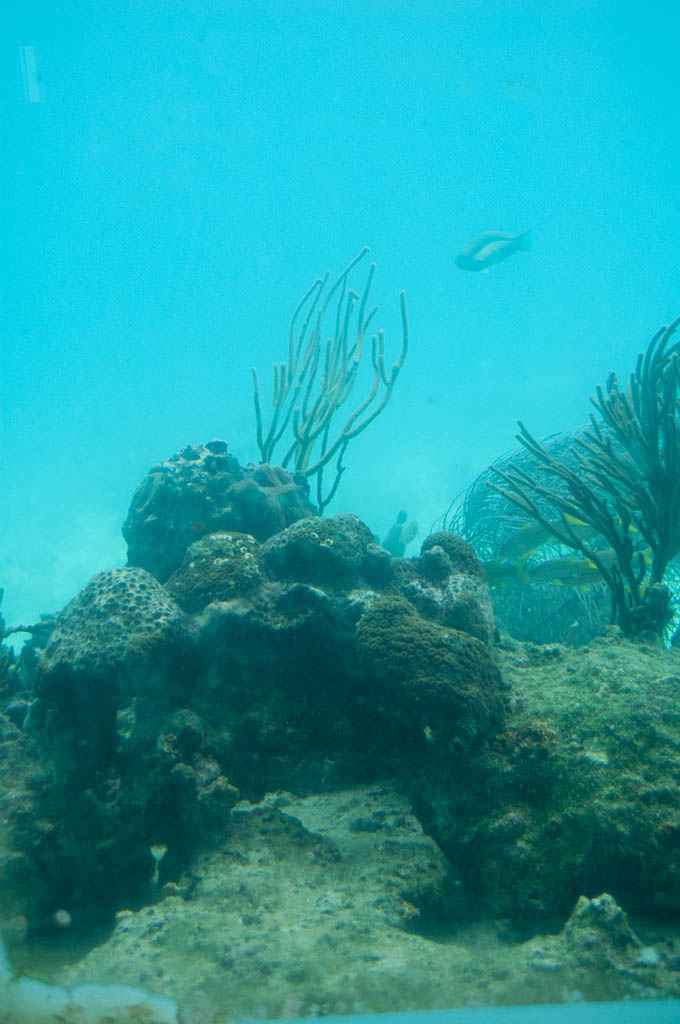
2 0 679 623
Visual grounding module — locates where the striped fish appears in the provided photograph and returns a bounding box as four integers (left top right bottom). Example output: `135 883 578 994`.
455 229 532 272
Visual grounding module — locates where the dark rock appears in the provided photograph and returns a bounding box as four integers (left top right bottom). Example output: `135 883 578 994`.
229 463 315 546
0 712 48 924
563 893 641 963
356 595 505 755
421 532 485 579
123 442 314 582
361 542 394 587
395 533 496 643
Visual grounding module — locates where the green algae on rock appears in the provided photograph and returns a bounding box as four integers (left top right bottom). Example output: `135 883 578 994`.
356 595 504 754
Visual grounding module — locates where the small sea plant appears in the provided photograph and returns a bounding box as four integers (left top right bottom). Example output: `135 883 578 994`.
251 247 409 513
491 316 680 637
382 510 419 557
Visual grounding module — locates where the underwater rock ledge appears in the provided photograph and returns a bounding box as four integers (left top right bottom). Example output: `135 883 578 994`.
1 446 680 1015
0 455 505 935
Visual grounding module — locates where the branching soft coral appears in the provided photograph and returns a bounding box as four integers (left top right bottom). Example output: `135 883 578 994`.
492 316 680 636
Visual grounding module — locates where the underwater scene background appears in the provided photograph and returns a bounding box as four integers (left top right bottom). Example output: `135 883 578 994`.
3 0 680 624
2 2 680 1022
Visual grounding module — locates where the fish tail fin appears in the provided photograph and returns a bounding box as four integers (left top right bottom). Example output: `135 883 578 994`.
517 229 532 252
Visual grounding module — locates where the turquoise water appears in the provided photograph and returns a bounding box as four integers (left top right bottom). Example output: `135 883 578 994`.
3 0 680 624
308 1006 680 1024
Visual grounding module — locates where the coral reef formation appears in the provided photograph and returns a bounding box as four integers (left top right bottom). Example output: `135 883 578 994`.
123 440 314 582
1 500 502 934
3 442 680 1017
416 632 680 929
165 531 262 613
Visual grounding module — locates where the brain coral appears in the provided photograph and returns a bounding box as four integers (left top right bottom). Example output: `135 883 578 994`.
38 567 188 684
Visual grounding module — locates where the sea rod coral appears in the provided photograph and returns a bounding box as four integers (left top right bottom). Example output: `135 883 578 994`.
491 315 680 636
251 247 409 512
